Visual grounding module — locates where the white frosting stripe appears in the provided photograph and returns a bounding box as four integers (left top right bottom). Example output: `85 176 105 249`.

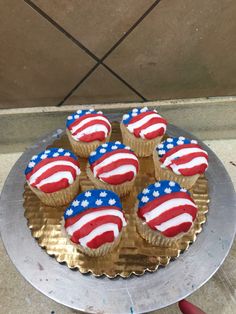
127 113 160 132
93 153 138 177
28 160 80 185
144 198 197 222
100 165 137 179
37 171 74 187
170 156 208 174
79 223 119 247
72 124 109 141
139 123 166 139
155 213 193 232
66 209 126 235
162 147 207 167
70 116 110 133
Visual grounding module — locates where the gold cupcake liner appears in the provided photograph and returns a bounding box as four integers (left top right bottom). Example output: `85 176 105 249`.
66 129 111 158
28 175 80 207
153 151 200 189
120 122 164 157
86 165 136 197
24 122 209 278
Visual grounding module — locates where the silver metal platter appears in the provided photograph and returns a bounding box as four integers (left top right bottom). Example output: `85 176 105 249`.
0 117 235 314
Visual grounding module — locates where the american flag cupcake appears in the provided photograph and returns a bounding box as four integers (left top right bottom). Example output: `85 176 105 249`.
120 107 167 157
64 189 127 256
25 148 80 206
136 180 198 247
66 109 111 158
153 137 208 189
86 141 139 196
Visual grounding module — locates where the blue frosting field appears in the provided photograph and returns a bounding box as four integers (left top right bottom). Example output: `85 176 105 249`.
64 189 122 219
25 148 77 175
137 180 189 208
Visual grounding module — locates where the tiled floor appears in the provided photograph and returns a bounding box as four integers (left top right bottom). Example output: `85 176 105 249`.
0 140 235 313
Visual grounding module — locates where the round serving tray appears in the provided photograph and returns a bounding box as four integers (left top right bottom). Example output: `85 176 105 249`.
0 118 235 314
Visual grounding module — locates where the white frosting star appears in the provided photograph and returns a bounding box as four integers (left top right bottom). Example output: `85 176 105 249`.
95 199 103 206
169 181 176 187
74 114 79 119
108 199 116 205
159 150 166 155
179 136 185 141
89 108 95 112
180 188 187 192
155 182 161 188
67 116 73 120
132 112 137 117
97 111 103 114
142 188 149 195
85 191 91 197
40 154 48 159
177 140 184 145
66 208 73 216
85 111 91 115
125 146 131 150
100 148 106 153
53 153 59 157
158 144 164 149
132 108 138 112
58 148 64 153
191 140 198 144
31 155 37 160
102 143 108 148
140 107 148 112
122 114 129 121
167 144 174 149
28 161 35 168
90 151 96 156
167 138 173 143
164 188 172 194
81 200 89 207
45 150 51 154
115 141 121 145
76 110 82 114
100 191 107 197
64 152 71 156
111 145 118 150
153 191 160 197
72 200 79 207
141 196 149 203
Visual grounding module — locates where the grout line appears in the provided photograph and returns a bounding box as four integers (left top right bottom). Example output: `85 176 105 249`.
100 0 162 61
57 63 100 106
24 0 160 105
102 64 147 101
24 0 100 62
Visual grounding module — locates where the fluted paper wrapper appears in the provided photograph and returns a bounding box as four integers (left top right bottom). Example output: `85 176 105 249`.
24 122 209 278
120 122 164 157
153 151 200 189
66 129 111 158
28 176 80 207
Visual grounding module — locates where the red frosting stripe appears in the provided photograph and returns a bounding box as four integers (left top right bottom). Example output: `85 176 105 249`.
85 231 116 249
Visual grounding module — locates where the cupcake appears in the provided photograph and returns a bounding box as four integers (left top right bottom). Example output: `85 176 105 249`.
66 109 111 157
25 148 80 206
86 141 139 196
136 180 198 247
120 107 167 157
153 137 208 189
64 189 127 256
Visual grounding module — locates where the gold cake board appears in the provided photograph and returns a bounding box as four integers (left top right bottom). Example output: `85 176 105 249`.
24 122 209 278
